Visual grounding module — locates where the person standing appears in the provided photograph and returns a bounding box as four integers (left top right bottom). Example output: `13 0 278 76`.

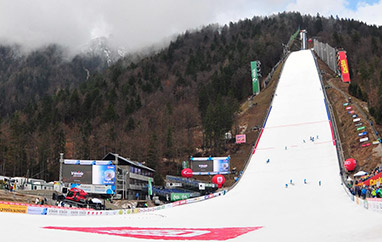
361 186 367 199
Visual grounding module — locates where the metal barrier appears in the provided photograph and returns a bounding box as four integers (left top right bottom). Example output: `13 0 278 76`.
313 39 338 73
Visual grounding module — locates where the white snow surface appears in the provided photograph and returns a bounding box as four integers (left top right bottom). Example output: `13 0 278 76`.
2 50 382 241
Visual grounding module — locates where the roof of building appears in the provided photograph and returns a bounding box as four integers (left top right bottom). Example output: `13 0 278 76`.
103 152 155 172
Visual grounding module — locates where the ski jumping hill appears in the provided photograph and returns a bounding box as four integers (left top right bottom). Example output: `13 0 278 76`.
1 50 382 242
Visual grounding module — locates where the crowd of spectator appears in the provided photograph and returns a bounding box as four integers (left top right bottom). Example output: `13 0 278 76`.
348 167 382 199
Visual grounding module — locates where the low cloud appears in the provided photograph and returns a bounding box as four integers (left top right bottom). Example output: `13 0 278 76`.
0 0 380 56
0 0 289 54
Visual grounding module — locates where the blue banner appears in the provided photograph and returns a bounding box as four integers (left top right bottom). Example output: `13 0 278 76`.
92 165 116 185
27 206 47 215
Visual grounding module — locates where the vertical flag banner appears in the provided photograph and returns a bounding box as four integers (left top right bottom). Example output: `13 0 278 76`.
337 51 351 83
251 61 260 95
148 178 153 196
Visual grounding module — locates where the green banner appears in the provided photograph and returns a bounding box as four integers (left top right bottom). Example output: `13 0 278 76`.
182 161 188 169
251 61 260 95
148 178 152 196
170 193 190 201
287 28 300 48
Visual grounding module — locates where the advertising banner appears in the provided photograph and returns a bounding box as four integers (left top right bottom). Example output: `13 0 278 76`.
62 164 92 184
358 172 382 186
72 184 115 195
190 157 230 175
171 193 190 201
92 165 115 185
148 178 153 196
358 132 367 137
191 160 213 173
47 208 60 216
27 206 47 215
359 137 369 143
338 51 351 83
235 134 246 144
0 203 27 214
251 61 260 95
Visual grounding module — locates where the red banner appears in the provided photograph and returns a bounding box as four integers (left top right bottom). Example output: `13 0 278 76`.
358 172 382 186
338 51 351 83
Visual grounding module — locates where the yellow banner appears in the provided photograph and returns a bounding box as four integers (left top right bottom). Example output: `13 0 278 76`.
0 203 27 214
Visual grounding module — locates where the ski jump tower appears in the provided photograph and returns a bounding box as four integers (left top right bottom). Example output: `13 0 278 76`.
300 29 307 50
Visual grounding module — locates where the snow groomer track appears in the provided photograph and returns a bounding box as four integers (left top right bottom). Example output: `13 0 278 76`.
2 50 382 242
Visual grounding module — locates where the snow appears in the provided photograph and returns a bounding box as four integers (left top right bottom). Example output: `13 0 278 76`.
2 50 382 241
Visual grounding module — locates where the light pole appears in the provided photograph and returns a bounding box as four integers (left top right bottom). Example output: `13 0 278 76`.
59 153 64 183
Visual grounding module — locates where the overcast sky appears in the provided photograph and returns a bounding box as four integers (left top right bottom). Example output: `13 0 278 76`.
0 0 381 54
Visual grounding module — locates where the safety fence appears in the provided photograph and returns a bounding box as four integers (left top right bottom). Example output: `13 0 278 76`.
0 190 227 216
313 39 338 73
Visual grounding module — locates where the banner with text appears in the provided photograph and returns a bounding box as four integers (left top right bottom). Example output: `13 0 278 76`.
236 134 246 144
190 157 230 175
357 172 382 187
338 51 351 83
251 61 260 95
0 203 27 214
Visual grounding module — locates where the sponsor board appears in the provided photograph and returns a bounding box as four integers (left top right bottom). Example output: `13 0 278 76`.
358 172 382 187
72 184 115 195
62 164 92 184
44 226 262 240
171 193 190 201
62 164 115 186
235 134 246 144
251 61 261 95
0 203 27 214
47 208 60 216
190 157 230 175
338 51 351 83
47 207 90 216
27 206 47 215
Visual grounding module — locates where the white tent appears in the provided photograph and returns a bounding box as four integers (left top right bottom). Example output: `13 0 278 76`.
354 171 368 177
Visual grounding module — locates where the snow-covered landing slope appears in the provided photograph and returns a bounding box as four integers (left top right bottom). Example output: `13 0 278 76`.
1 50 382 242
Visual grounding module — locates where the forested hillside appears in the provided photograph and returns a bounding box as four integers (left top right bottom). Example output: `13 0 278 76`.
1 12 381 183
0 44 109 116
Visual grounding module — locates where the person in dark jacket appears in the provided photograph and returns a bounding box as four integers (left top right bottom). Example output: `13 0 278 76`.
355 185 361 197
